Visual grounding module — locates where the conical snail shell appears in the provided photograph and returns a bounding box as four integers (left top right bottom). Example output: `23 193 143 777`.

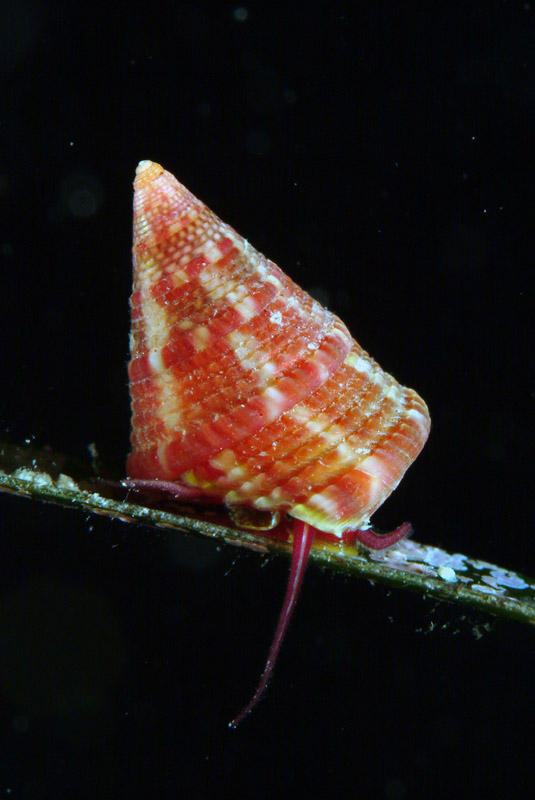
127 161 430 537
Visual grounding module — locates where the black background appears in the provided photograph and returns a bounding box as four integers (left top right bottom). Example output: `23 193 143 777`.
1 2 534 798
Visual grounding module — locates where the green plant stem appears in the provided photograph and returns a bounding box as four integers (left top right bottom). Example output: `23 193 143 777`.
1 439 534 627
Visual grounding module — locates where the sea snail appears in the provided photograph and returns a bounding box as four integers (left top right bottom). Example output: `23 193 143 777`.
127 161 430 725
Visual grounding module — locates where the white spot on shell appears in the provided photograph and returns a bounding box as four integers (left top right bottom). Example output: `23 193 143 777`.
252 495 274 509
316 363 331 384
224 490 241 504
262 386 288 421
203 243 222 263
372 371 387 386
234 295 257 321
305 419 324 435
163 411 181 431
206 280 231 302
335 442 354 461
351 458 386 506
386 385 402 403
408 408 427 421
192 325 211 351
358 454 388 483
345 354 372 375
148 348 163 373
210 449 239 472
266 274 282 288
136 160 153 175
270 311 283 325
407 407 430 435
307 491 341 517
227 331 256 359
259 361 277 381
228 465 248 482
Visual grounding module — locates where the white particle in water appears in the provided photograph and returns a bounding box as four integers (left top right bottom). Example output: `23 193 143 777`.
438 565 457 583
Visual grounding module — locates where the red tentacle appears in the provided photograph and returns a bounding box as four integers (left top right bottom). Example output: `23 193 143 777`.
353 521 412 549
229 519 315 727
121 478 210 502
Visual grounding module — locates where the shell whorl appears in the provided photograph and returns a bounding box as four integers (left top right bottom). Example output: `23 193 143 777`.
127 161 430 536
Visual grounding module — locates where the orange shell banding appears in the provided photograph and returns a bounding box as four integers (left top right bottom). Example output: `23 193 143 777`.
127 161 430 537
